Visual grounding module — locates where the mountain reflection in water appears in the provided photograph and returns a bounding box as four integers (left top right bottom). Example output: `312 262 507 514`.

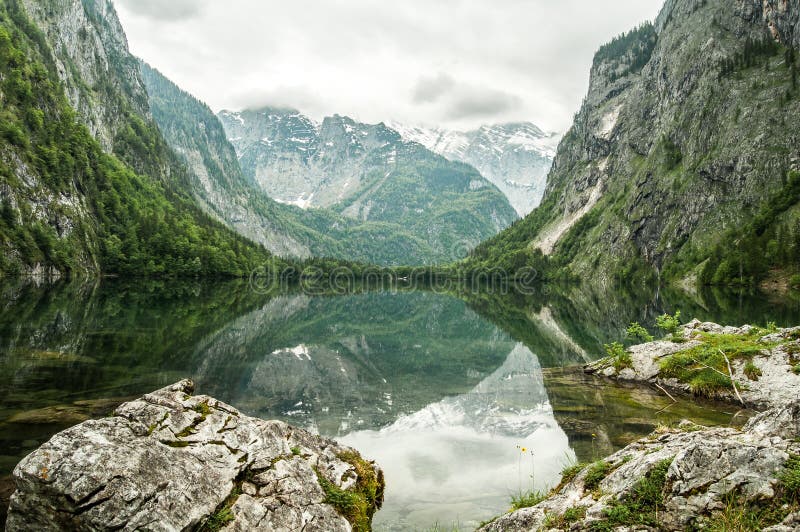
1 280 799 528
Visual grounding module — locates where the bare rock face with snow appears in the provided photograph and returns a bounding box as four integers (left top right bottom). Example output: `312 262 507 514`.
5 380 384 531
390 122 560 216
480 399 800 531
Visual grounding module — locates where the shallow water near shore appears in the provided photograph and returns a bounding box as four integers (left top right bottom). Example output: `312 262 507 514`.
1 279 799 529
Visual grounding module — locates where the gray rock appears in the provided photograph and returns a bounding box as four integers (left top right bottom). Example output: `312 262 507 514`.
480 400 800 531
5 380 383 531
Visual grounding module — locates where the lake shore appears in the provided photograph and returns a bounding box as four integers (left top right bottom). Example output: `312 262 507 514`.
480 321 800 531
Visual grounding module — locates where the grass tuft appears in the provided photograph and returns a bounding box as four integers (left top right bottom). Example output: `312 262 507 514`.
604 342 632 371
316 450 384 532
510 490 547 511
584 461 613 492
660 332 772 396
542 506 587 529
591 458 673 531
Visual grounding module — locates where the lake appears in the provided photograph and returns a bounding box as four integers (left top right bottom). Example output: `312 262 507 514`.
1 280 799 529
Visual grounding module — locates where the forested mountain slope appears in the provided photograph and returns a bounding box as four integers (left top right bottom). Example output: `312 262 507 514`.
0 0 283 278
470 0 800 289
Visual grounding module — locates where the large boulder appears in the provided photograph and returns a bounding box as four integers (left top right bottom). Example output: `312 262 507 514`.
5 380 384 531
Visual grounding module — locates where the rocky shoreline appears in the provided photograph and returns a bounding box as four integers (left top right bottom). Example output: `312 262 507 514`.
480 321 800 531
586 319 800 410
5 380 384 531
480 400 800 531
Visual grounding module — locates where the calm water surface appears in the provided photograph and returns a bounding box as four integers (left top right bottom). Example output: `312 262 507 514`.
1 280 799 529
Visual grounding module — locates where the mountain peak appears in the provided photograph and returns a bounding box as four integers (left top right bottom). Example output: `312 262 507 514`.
390 121 560 215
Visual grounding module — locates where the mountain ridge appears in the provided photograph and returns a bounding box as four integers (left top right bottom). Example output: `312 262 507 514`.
469 0 800 289
390 121 560 216
0 0 285 278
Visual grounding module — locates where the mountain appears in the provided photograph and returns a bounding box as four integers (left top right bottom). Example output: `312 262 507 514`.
0 0 281 278
138 61 344 259
216 107 518 264
390 122 560 216
470 0 800 289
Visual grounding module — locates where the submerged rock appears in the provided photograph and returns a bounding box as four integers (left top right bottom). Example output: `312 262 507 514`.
479 399 800 531
586 320 800 409
5 380 384 531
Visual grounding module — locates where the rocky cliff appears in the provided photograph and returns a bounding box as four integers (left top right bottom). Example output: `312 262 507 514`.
471 0 800 289
5 380 384 531
0 0 281 278
139 62 321 258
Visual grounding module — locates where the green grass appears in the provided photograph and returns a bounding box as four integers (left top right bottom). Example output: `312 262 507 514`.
604 342 633 372
701 455 800 530
584 461 613 492
591 458 673 531
197 484 242 532
198 507 235 532
543 506 588 529
703 492 789 531
559 462 587 486
656 311 682 334
626 322 654 343
743 361 762 380
780 455 800 503
659 331 772 396
316 451 384 531
510 490 547 511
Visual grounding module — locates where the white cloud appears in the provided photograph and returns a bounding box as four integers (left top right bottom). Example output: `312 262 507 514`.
112 0 665 132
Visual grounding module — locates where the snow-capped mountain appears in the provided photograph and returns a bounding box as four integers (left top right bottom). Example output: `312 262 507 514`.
218 108 405 208
217 107 518 264
390 122 561 216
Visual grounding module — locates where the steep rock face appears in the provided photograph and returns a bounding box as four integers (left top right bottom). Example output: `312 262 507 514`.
391 122 560 216
18 0 176 182
0 0 281 279
220 109 402 208
480 399 800 531
6 380 384 531
473 0 800 288
19 0 147 152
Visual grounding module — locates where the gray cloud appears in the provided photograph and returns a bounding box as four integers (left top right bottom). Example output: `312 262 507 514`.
114 0 205 21
231 86 325 116
444 88 523 120
412 73 456 104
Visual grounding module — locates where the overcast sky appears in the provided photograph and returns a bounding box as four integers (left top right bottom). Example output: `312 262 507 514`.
113 0 664 133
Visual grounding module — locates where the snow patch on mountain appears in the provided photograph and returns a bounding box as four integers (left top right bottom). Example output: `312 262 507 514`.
390 121 561 216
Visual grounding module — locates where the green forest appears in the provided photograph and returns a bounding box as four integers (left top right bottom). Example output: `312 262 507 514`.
0 1 287 278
